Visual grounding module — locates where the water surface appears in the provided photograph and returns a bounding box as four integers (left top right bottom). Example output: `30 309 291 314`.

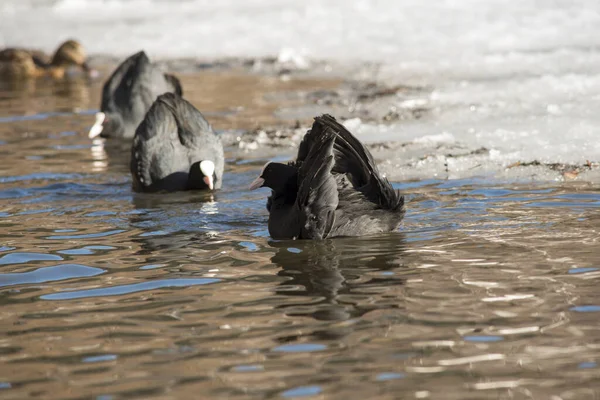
0 73 599 400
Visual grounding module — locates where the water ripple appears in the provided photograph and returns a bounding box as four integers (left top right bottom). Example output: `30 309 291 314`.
0 264 105 287
0 252 62 265
0 90 599 399
281 385 322 398
41 278 222 300
46 229 126 240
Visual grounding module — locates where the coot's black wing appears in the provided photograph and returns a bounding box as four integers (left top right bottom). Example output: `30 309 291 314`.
313 114 404 212
294 112 332 165
296 128 339 239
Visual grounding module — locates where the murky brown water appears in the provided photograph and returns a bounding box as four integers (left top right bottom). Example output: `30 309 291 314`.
1 69 599 400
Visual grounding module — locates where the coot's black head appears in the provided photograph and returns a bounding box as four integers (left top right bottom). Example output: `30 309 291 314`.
187 160 217 191
249 162 297 193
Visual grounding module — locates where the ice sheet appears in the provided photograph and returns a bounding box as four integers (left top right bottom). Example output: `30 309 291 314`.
2 0 599 180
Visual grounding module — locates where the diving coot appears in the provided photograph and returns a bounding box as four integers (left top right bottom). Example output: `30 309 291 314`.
130 93 224 193
89 51 182 139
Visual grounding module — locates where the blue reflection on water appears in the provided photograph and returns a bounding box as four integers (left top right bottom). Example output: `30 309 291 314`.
571 305 600 312
578 362 597 369
463 335 504 342
46 229 126 240
272 344 327 353
0 264 105 287
0 252 62 265
42 278 221 300
82 354 118 363
281 385 322 398
376 372 405 381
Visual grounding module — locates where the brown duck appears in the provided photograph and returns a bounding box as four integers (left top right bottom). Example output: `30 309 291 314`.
0 39 94 80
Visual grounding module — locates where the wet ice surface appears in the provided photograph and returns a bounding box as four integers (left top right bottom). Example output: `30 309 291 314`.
3 0 600 179
0 72 599 399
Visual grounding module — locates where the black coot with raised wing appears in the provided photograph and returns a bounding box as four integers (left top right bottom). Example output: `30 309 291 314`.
250 114 405 239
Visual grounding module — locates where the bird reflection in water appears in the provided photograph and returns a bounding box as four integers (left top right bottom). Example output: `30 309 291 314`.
90 137 108 172
127 191 222 266
0 75 94 115
131 190 217 211
270 234 406 324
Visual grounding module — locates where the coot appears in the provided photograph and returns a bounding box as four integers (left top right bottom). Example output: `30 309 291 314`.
89 51 182 139
250 114 404 239
130 93 224 193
